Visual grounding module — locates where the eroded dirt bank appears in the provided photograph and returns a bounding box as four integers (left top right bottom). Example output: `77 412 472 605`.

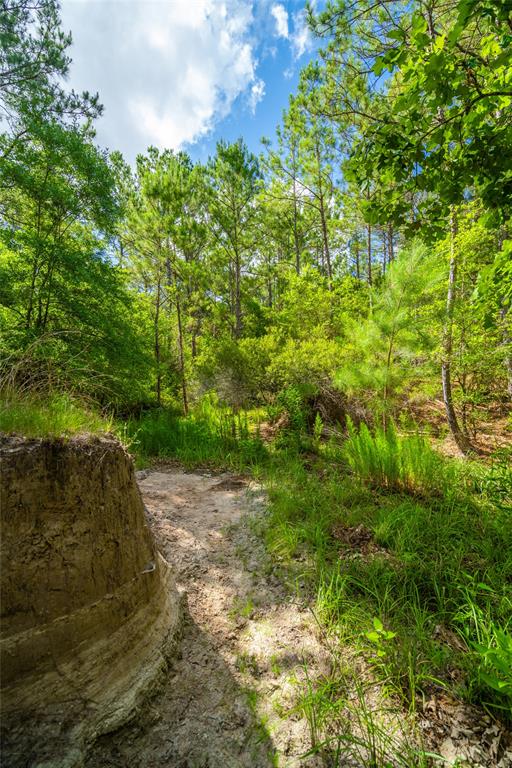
0 436 182 768
86 469 330 767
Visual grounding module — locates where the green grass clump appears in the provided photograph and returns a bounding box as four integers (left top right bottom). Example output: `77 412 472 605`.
0 389 111 437
121 397 267 470
0 387 267 471
342 418 461 497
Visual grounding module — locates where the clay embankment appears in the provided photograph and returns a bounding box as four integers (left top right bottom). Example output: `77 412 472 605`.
0 435 182 768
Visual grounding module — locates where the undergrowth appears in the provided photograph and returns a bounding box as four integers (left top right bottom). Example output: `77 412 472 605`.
0 388 112 437
3 387 510 762
120 395 267 470
259 423 511 763
342 418 463 497
0 388 267 471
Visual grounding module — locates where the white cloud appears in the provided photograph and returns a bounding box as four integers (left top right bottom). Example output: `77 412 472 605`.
60 0 264 158
271 4 289 39
291 10 312 59
248 78 265 114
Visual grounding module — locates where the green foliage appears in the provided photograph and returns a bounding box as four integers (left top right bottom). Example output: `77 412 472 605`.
195 335 273 408
474 629 512 710
276 386 308 435
206 138 261 339
342 418 458 497
336 243 440 421
3 0 510 435
476 449 512 510
261 444 511 720
123 398 267 470
312 412 324 451
0 0 102 139
311 0 512 231
0 389 111 437
365 617 397 659
434 210 509 427
0 1 151 407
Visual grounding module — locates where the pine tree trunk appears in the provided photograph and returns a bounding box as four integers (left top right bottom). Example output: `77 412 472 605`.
154 275 162 407
320 201 332 289
367 223 372 286
166 255 188 416
497 232 512 398
441 211 473 454
175 291 188 416
314 138 332 289
267 253 273 308
387 224 394 264
501 305 512 399
292 166 301 275
234 248 242 338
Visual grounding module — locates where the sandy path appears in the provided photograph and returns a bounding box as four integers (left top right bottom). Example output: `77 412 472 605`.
86 469 329 768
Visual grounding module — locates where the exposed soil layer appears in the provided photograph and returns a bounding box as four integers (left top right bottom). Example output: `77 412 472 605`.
0 436 182 768
86 469 330 767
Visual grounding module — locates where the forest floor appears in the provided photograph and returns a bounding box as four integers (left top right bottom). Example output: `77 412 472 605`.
86 468 330 768
86 466 512 768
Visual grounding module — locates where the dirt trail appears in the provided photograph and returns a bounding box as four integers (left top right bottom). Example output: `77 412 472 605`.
86 469 329 768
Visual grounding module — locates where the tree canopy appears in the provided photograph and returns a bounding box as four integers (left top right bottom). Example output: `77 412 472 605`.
1 0 510 435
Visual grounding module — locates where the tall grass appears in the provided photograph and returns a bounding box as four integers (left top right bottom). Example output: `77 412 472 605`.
122 395 267 470
342 418 465 497
0 388 112 437
0 388 266 471
292 667 432 767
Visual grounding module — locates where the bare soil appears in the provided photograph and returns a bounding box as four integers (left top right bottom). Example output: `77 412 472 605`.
86 469 329 768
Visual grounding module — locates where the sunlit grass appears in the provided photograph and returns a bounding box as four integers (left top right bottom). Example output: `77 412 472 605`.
342 418 463 497
0 388 112 437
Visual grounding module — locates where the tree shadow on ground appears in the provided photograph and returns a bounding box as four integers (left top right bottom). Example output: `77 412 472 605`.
85 599 278 768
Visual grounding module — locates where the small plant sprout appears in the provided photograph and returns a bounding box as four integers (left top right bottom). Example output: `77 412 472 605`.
313 412 324 451
365 618 397 660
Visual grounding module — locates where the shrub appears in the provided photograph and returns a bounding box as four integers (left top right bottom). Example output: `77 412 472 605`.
474 629 512 713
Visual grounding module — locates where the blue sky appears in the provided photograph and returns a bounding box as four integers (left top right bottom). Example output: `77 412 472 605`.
60 0 318 164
